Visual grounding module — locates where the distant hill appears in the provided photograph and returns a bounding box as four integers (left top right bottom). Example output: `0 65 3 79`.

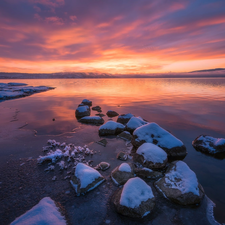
190 68 225 73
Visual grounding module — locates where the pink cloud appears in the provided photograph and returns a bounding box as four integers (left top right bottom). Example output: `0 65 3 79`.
45 16 64 25
70 15 77 21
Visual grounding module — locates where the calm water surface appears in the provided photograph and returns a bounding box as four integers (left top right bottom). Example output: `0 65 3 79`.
0 78 225 223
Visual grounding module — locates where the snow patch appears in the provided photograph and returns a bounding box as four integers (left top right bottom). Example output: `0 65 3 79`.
126 116 148 130
118 163 131 172
99 121 125 130
37 149 63 164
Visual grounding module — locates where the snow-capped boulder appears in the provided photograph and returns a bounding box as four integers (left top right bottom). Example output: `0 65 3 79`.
133 143 168 169
117 151 128 161
81 99 92 106
117 131 132 141
111 163 134 185
117 113 134 124
92 106 101 111
70 163 105 196
99 121 125 136
95 162 110 171
75 105 90 118
11 197 66 225
125 116 148 133
134 167 163 179
113 177 155 218
78 116 104 125
106 110 119 117
132 123 187 159
192 135 225 154
155 161 204 205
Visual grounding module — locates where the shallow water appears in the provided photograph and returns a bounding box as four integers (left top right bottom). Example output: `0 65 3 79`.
0 78 225 223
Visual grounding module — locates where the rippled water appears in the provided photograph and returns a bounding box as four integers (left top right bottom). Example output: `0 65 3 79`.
0 78 225 223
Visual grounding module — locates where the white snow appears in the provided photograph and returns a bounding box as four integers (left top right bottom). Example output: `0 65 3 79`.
118 163 132 172
136 143 167 163
99 121 125 130
126 116 148 130
133 122 184 149
120 177 154 208
10 197 66 225
196 135 225 153
80 116 102 121
76 105 89 112
164 161 199 195
75 163 103 189
142 168 153 172
37 149 63 164
8 82 27 86
118 113 134 119
57 161 65 170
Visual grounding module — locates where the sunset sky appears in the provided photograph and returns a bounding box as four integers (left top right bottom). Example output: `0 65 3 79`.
0 0 225 74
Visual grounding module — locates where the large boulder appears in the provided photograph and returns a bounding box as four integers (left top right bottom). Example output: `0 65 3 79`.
81 99 92 106
155 161 205 205
106 110 119 117
111 163 134 185
117 113 134 124
99 121 125 136
78 116 104 125
132 123 187 159
113 177 155 218
75 105 90 118
134 167 163 179
133 143 168 169
70 163 105 196
192 135 225 154
125 116 148 133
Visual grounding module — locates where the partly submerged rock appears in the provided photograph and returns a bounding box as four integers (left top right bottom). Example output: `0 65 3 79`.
96 139 108 147
111 163 134 185
113 177 155 218
92 106 101 111
99 121 125 136
75 105 90 118
10 197 66 225
70 163 105 196
125 116 148 133
132 123 187 159
82 99 92 106
95 113 105 117
78 116 104 125
117 152 128 161
95 162 110 171
155 161 204 205
134 167 163 179
106 110 119 117
117 131 132 141
117 113 134 124
192 135 225 154
133 143 168 169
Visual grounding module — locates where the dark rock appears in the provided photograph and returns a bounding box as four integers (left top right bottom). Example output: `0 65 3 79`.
106 110 119 117
81 99 92 106
117 113 134 124
134 168 163 179
78 116 104 125
92 106 101 111
99 121 125 136
95 162 110 171
117 131 132 141
96 139 108 147
75 106 90 118
117 152 128 161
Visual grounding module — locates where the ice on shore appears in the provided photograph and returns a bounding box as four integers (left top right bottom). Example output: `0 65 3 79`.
10 197 66 225
37 149 63 164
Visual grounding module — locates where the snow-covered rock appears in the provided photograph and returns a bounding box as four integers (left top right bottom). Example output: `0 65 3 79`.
10 197 66 225
132 123 187 159
192 135 225 154
117 131 132 141
134 167 163 179
75 105 90 118
106 110 119 117
117 152 128 161
37 149 63 164
81 99 92 106
111 163 134 185
155 161 205 205
78 116 104 125
133 143 168 169
113 177 155 218
117 113 134 124
99 121 125 136
70 163 105 196
125 116 148 133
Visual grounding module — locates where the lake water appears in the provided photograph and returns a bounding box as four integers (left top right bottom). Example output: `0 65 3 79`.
0 78 225 223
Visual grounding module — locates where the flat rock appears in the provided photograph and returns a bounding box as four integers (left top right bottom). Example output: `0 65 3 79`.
113 177 155 218
155 161 205 205
70 163 105 196
117 151 128 161
117 113 134 124
132 122 187 159
133 143 168 169
99 121 125 136
134 167 163 179
96 139 108 147
111 163 134 185
192 135 225 154
106 110 119 117
125 116 148 133
78 116 104 125
117 131 132 141
75 105 90 118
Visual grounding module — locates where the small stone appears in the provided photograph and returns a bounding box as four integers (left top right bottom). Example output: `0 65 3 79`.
96 139 108 147
117 152 128 161
106 110 119 117
117 131 132 141
52 176 57 181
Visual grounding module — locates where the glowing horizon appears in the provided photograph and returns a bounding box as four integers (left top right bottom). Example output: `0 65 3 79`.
0 0 225 74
